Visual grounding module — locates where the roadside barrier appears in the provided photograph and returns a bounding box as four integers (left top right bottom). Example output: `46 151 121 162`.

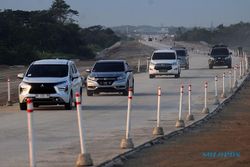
242 58 245 76
6 78 12 106
221 73 227 98
152 87 164 135
233 65 238 89
137 59 141 73
244 52 249 72
146 59 149 71
186 84 194 121
75 93 93 167
120 88 134 149
202 82 209 114
239 61 242 79
228 70 233 93
26 98 36 167
213 76 220 105
175 85 185 128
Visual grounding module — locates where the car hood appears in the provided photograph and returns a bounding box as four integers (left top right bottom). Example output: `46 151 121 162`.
90 72 125 78
22 77 68 83
151 60 177 64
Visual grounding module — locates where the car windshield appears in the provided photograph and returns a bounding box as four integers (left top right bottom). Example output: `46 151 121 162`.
211 48 229 56
92 62 125 72
176 50 186 57
152 52 176 60
26 64 68 77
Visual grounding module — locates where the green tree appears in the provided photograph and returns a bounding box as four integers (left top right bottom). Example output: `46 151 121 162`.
50 0 78 24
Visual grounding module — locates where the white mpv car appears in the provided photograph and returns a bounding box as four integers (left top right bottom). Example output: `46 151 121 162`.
17 59 83 110
149 49 181 78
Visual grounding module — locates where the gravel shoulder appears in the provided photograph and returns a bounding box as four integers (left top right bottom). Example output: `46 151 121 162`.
121 77 250 167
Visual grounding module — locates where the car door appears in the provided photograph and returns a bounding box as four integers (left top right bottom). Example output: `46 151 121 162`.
70 63 80 99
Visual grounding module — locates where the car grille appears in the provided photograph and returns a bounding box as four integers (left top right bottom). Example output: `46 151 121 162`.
154 63 172 70
29 83 57 94
97 77 117 86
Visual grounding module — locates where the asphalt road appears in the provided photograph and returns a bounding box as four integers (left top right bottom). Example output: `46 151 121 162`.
0 41 243 167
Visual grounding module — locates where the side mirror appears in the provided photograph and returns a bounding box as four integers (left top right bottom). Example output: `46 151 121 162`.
230 52 232 55
126 69 133 73
85 69 91 73
17 73 24 79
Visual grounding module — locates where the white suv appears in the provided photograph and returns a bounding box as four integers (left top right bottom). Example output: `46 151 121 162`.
17 59 83 110
149 49 181 78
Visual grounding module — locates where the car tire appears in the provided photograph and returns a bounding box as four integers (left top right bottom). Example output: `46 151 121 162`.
65 93 73 110
175 73 180 78
19 103 27 110
149 74 155 79
87 89 94 96
228 64 232 68
209 64 213 69
122 82 129 96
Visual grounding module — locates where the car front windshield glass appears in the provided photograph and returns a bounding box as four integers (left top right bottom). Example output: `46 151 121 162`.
176 50 186 57
211 48 229 56
152 52 176 60
26 64 68 77
92 62 125 72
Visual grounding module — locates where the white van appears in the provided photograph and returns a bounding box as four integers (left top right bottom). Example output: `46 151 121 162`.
149 49 181 78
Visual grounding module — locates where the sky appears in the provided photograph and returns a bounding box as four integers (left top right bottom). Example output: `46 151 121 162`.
1 0 250 28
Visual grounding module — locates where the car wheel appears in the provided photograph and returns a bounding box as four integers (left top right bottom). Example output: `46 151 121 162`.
65 93 73 110
149 74 155 79
175 72 180 78
87 89 94 96
209 64 213 69
122 82 129 96
228 64 232 68
19 103 27 110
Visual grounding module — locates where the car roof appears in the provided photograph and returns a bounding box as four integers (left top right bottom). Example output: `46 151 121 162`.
171 47 186 50
96 60 126 63
154 49 176 53
33 59 70 65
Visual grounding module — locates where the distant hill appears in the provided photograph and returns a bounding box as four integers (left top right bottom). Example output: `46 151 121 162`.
111 25 190 36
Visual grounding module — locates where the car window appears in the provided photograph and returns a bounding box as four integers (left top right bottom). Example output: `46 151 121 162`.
92 62 125 72
176 50 186 57
26 64 68 77
152 52 176 60
211 48 229 55
72 64 78 74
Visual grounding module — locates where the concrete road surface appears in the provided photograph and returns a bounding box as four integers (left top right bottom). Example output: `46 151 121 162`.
0 41 243 167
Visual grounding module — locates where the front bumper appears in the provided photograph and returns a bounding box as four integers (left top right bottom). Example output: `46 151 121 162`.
87 79 127 92
149 65 179 75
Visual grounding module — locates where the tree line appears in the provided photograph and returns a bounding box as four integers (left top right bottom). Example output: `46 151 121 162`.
175 22 250 50
0 0 120 65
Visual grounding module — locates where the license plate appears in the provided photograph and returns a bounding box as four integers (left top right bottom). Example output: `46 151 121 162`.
36 94 49 98
159 69 168 72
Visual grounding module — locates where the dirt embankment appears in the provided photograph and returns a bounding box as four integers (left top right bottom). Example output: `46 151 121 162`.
120 78 250 167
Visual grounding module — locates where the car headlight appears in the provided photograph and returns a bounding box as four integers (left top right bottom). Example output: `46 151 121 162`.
19 82 31 94
87 76 97 81
210 57 215 60
56 81 68 92
117 75 126 80
150 62 156 66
